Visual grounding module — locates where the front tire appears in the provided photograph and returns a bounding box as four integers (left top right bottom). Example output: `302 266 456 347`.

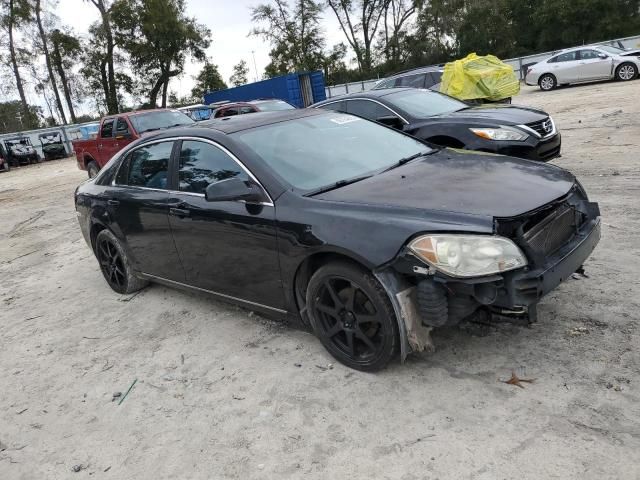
539 74 556 91
616 62 636 81
306 261 399 371
87 161 99 178
95 229 148 294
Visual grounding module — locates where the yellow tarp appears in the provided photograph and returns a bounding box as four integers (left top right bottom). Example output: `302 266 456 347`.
440 53 520 101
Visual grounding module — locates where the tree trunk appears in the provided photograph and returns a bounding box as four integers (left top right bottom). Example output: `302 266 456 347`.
35 0 67 124
93 0 118 114
7 0 30 123
148 74 165 108
161 78 169 108
51 37 77 123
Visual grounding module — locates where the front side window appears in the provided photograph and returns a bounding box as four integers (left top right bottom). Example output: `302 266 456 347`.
221 108 239 117
101 119 114 138
346 100 395 121
232 113 430 192
115 118 130 136
125 142 173 189
579 49 601 60
239 106 256 114
178 141 247 194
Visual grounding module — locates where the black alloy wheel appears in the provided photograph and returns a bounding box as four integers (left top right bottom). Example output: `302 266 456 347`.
307 262 398 371
95 229 147 294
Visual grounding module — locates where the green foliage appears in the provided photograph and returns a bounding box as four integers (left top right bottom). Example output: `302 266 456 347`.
229 60 249 87
111 0 211 107
0 101 41 133
251 0 326 76
191 62 227 100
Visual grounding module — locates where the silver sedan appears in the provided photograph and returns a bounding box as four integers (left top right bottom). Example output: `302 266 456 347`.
525 45 640 91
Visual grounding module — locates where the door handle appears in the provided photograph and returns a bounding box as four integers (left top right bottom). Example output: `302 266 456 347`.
107 199 120 206
169 207 190 218
98 144 103 149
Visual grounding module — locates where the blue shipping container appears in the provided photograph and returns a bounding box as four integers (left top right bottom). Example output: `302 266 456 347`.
203 71 326 108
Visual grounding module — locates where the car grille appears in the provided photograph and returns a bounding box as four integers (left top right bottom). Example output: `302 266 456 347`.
523 204 579 257
526 117 554 137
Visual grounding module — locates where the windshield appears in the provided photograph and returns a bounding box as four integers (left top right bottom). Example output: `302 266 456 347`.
129 110 194 133
253 100 295 111
232 113 430 192
386 89 467 118
598 45 624 54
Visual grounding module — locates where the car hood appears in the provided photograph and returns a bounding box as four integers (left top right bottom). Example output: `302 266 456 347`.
315 149 575 218
429 105 548 126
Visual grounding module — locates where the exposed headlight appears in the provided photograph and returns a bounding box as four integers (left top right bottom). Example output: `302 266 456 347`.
470 126 528 141
408 234 527 278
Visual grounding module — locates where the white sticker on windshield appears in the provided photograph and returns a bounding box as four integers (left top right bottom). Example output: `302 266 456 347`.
330 115 360 125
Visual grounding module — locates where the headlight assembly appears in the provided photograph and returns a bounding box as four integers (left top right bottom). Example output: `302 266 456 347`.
408 234 527 278
470 126 528 141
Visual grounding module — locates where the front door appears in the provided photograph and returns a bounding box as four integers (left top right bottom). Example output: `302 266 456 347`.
578 49 613 81
167 139 285 310
97 118 119 166
549 51 582 83
108 140 185 280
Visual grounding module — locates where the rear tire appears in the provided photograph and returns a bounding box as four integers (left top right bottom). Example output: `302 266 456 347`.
616 62 636 81
95 229 148 294
539 74 556 91
306 261 399 371
87 161 99 178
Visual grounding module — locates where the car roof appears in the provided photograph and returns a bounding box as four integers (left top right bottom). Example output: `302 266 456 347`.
103 108 176 120
196 108 325 134
312 87 420 105
382 65 444 79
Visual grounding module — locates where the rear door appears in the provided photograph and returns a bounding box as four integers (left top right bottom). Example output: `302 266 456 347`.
548 51 581 83
109 140 185 280
97 118 118 166
167 139 284 309
578 49 613 81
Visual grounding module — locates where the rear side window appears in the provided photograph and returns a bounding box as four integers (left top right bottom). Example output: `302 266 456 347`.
100 119 114 138
316 101 346 112
178 140 248 194
239 106 255 114
397 73 426 88
346 100 394 121
123 142 173 189
553 51 578 62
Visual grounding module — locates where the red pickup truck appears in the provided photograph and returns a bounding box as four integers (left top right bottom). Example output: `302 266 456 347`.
73 109 194 177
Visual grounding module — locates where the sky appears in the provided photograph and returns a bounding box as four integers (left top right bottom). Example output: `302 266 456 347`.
53 0 347 107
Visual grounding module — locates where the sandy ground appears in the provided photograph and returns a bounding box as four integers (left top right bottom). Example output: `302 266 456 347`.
1 81 639 480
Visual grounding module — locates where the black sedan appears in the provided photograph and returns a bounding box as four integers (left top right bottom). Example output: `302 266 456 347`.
75 109 600 371
313 88 561 161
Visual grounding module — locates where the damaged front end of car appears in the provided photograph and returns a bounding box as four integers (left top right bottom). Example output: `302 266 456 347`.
375 184 601 361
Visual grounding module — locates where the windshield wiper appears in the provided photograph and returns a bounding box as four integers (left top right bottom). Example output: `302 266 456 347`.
305 174 373 197
381 150 434 173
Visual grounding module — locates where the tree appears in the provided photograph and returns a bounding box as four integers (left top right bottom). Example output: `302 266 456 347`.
250 0 326 75
85 0 119 114
379 0 418 69
191 62 226 100
326 0 389 74
229 60 249 86
0 100 41 134
112 0 210 108
1 0 32 122
50 29 82 123
34 0 67 123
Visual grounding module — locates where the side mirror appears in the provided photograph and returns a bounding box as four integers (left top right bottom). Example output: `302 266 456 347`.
376 115 403 129
598 53 608 59
205 177 265 203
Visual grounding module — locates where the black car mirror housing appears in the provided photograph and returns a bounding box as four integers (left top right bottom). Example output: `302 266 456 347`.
205 177 264 203
376 115 404 129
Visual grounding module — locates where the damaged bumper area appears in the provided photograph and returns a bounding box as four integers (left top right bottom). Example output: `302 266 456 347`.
376 187 601 360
